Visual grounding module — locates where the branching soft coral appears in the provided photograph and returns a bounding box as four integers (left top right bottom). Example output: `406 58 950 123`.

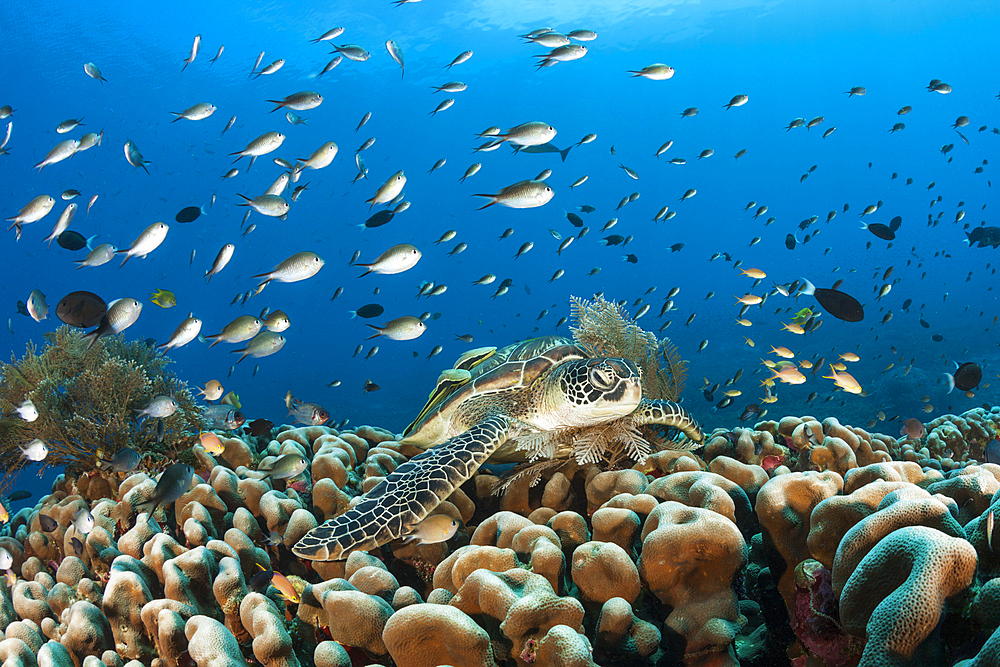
0 326 203 493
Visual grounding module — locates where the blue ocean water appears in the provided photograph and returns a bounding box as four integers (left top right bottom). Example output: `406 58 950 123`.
2 0 999 494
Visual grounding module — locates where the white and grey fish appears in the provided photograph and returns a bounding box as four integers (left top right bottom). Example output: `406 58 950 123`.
332 44 370 61
366 170 406 209
181 34 201 70
254 251 325 289
82 298 142 348
432 81 466 93
55 117 84 133
386 40 404 78
170 102 216 122
207 316 262 347
42 203 77 249
221 116 236 136
205 244 235 282
355 243 421 276
249 51 265 77
26 289 47 321
124 139 151 173
209 44 224 64
84 62 107 82
75 243 117 269
497 121 556 146
366 315 426 340
117 222 168 266
19 438 48 461
474 179 554 210
259 453 308 480
318 57 342 77
158 313 202 351
253 58 285 78
136 395 178 419
310 27 344 43
7 195 55 235
445 50 473 69
34 139 79 171
13 399 38 422
77 130 103 151
298 141 338 169
237 194 289 217
459 163 482 182
230 131 284 165
233 331 286 363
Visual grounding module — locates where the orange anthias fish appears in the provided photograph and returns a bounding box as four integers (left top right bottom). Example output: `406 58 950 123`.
270 571 300 604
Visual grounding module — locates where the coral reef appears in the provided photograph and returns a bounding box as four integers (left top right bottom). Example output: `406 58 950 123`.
0 327 203 495
3 350 1000 667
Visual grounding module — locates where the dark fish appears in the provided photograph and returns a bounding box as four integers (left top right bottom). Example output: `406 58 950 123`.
965 226 1000 248
57 231 89 251
901 299 912 311
602 235 624 246
703 389 715 402
623 254 638 264
101 447 141 472
364 379 380 392
715 396 734 409
986 439 1000 465
512 142 571 161
70 537 84 556
16 300 29 317
578 205 596 213
175 206 204 223
56 291 107 328
862 223 895 240
135 463 195 514
919 319 930 328
738 404 762 423
38 513 58 532
245 418 274 437
565 212 584 227
785 234 796 250
889 216 902 232
946 362 982 392
800 279 864 322
349 304 384 319
670 243 684 252
249 567 273 593
361 210 394 228
932 334 944 342
5 490 31 502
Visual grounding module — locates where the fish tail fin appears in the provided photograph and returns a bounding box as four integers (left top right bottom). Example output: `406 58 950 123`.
799 278 816 296
348 311 357 319
200 205 209 216
118 252 131 268
558 146 571 162
170 114 182 122
945 373 955 394
236 194 252 204
206 336 221 348
85 234 98 250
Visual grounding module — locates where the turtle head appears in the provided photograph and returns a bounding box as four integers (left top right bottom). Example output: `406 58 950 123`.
544 357 642 428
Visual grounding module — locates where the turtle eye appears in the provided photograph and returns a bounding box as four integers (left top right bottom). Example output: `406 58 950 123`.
589 366 615 390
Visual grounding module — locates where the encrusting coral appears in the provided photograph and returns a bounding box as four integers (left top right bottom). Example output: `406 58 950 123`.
0 327 203 495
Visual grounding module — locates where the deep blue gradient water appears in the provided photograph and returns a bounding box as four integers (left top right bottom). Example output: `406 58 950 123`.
3 0 999 495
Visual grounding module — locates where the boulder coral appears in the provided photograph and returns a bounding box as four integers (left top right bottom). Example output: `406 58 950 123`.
2 408 1000 667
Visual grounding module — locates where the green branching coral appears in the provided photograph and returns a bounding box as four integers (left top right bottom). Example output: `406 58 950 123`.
0 326 203 494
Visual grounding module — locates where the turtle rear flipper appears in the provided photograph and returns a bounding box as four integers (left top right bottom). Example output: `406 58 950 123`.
293 415 511 561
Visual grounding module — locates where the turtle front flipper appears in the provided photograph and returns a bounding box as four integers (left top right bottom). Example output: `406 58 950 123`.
633 398 704 444
292 415 511 561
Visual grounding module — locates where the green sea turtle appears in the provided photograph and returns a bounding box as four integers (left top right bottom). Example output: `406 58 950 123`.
293 335 702 560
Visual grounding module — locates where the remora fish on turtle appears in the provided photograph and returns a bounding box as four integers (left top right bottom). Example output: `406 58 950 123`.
292 334 703 560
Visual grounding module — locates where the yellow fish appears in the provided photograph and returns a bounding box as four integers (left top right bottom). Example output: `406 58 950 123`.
199 432 226 456
149 288 177 309
199 380 223 401
791 307 813 324
220 391 241 409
